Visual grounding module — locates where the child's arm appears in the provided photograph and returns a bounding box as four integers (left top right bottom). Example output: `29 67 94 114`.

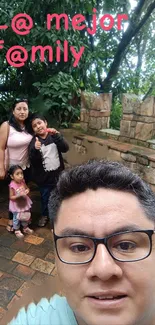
24 184 30 195
9 188 19 201
51 133 69 153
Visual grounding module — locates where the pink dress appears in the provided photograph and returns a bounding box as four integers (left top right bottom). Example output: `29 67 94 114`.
5 126 32 170
9 180 32 213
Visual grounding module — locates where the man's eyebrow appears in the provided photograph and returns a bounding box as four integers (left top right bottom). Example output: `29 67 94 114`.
58 228 92 236
111 225 142 235
56 225 142 237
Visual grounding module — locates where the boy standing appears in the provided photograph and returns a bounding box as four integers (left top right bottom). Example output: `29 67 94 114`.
28 115 69 227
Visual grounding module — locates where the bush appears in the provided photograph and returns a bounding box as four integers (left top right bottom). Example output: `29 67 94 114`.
32 72 81 127
110 97 122 130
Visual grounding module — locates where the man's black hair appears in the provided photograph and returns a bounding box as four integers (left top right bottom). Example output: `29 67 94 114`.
48 159 155 226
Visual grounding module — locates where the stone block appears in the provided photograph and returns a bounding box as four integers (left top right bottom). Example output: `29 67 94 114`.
89 117 102 130
7 295 20 310
134 116 155 123
121 153 136 162
0 289 14 308
0 273 23 291
135 96 154 116
137 156 149 166
101 117 109 128
11 241 31 253
90 110 110 117
153 98 155 116
122 161 139 173
16 281 31 297
80 122 88 131
0 234 16 247
120 120 131 137
123 114 134 121
0 246 17 260
130 127 135 138
150 161 155 168
76 138 82 145
12 265 35 280
24 235 44 245
45 252 55 263
135 123 154 141
108 149 121 161
119 136 130 143
81 146 87 154
81 92 96 110
12 252 35 266
129 139 138 145
31 258 55 275
122 94 140 114
80 108 89 123
131 121 137 127
92 93 112 111
143 167 155 185
0 257 17 273
137 140 149 148
31 272 52 285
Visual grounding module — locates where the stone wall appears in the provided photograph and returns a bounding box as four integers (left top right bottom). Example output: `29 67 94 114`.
120 94 155 144
61 129 155 192
80 92 155 148
80 92 112 133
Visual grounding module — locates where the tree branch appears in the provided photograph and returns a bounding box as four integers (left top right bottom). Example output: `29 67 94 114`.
102 0 155 91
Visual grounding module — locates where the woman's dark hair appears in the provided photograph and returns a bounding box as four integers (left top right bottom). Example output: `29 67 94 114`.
8 165 23 176
48 159 155 225
8 99 31 133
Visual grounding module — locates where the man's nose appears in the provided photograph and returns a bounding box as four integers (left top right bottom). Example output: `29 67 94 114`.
86 244 123 281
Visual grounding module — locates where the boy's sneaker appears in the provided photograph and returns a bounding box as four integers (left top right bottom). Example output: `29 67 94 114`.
15 230 24 239
23 227 34 234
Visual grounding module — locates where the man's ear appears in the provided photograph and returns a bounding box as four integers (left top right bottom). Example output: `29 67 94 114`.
10 175 13 179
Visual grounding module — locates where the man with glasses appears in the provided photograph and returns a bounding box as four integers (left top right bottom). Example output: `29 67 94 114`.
9 160 155 325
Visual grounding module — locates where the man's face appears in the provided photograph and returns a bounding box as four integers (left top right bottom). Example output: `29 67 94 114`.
54 188 155 325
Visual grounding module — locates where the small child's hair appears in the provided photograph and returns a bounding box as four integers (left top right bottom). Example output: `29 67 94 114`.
30 113 47 124
8 165 23 176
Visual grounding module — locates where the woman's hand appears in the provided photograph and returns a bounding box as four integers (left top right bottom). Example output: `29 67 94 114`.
46 128 59 134
0 167 6 179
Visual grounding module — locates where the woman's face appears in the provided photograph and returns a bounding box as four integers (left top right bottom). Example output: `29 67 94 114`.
13 101 29 123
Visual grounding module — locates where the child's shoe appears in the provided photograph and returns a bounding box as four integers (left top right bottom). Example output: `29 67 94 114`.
15 230 24 239
23 227 33 234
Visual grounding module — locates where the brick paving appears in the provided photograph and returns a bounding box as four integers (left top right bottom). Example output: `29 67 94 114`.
0 181 57 322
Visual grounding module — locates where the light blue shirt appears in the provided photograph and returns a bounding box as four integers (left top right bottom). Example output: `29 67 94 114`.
9 294 78 325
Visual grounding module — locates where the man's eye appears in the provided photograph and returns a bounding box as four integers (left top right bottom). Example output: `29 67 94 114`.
115 241 136 251
70 244 90 253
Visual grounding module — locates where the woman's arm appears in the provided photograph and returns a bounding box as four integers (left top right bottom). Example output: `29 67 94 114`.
0 122 9 179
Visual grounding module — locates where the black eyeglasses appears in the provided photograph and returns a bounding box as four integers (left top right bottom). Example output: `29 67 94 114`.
54 230 155 264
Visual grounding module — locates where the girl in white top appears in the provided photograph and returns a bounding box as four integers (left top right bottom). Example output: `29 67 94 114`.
0 99 33 232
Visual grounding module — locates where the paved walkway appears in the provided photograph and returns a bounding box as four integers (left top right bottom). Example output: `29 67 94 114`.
0 182 56 322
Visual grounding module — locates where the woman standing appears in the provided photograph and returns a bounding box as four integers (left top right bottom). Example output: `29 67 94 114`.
0 99 33 232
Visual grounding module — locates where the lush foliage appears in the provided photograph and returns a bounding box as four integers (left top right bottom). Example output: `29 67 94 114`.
0 0 154 126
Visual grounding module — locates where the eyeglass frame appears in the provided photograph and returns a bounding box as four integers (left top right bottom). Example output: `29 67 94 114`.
53 229 155 265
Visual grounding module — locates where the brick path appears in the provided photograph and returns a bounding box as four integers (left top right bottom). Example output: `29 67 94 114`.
0 182 56 322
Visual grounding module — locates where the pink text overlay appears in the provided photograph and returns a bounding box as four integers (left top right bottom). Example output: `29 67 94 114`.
0 10 128 68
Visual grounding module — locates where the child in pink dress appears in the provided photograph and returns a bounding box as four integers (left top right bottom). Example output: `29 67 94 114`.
9 165 33 239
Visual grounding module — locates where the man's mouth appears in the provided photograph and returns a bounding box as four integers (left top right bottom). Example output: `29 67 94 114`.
90 295 126 300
